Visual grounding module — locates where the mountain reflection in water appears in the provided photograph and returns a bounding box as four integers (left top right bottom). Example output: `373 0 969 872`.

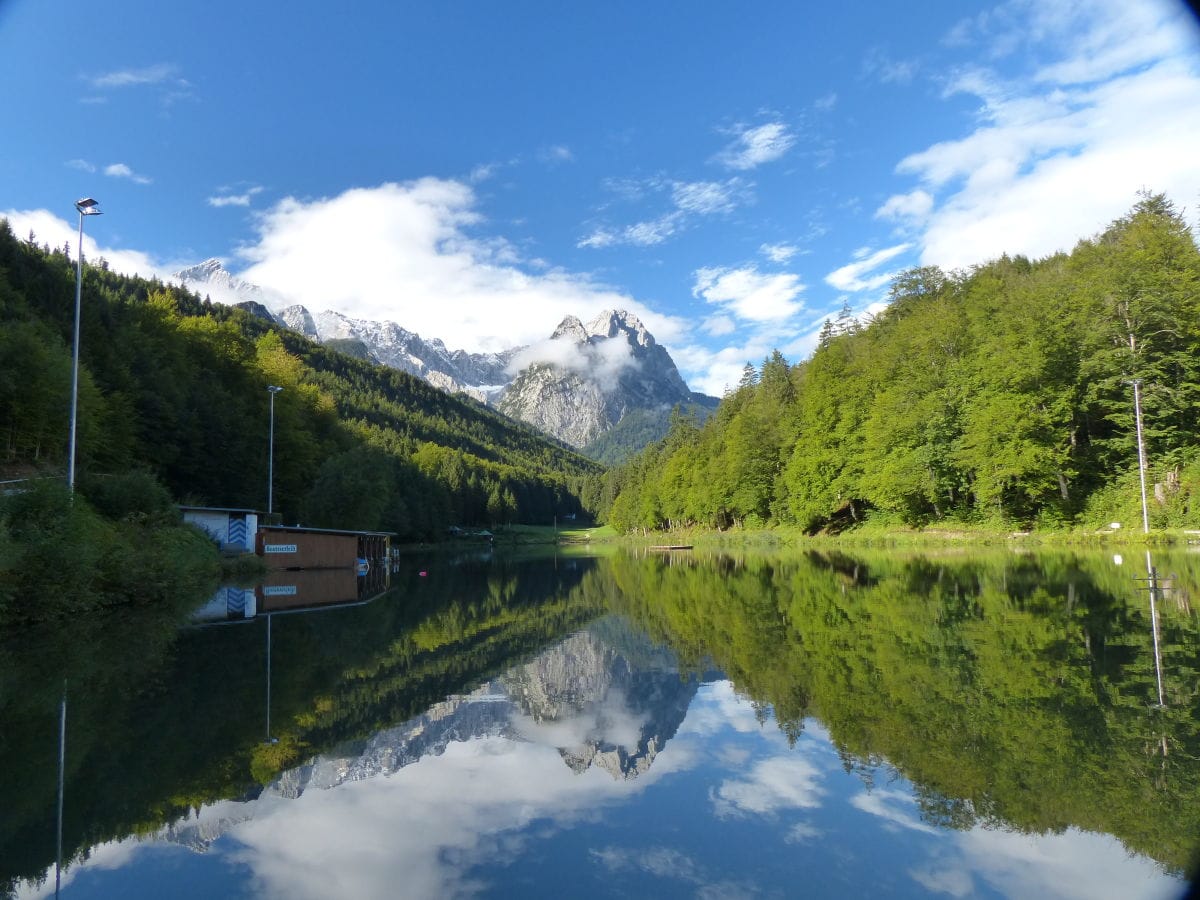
3 549 1196 899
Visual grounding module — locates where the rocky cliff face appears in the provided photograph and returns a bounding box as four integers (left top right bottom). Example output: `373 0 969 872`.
497 309 697 448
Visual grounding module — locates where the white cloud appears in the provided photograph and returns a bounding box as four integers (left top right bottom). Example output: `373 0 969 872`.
952 825 1181 900
850 788 939 834
89 63 181 89
702 315 737 337
66 158 96 173
538 144 574 164
713 755 825 817
671 340 766 398
889 2 1200 271
693 266 805 323
671 180 741 215
208 186 264 208
579 178 747 249
715 122 795 170
824 243 911 292
505 333 640 392
592 845 702 880
863 49 920 85
909 864 975 897
875 189 934 226
236 179 684 352
785 822 822 844
759 242 799 263
103 162 152 185
623 213 682 246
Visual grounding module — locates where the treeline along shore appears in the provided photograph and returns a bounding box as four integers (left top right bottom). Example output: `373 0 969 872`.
596 195 1200 537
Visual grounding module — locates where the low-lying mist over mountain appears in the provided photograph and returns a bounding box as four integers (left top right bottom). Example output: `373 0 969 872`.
174 259 716 456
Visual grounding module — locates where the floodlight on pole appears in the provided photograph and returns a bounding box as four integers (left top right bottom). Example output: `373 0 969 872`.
68 198 102 493
267 385 283 515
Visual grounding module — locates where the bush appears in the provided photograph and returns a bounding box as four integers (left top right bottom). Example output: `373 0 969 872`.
78 470 176 524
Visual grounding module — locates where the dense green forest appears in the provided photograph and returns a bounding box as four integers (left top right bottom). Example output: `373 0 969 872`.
582 399 717 465
601 195 1200 533
0 219 600 538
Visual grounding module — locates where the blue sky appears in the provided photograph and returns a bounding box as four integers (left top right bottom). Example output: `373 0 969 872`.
2 0 1199 395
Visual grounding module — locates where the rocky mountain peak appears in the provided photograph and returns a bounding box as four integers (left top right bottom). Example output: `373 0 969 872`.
585 309 653 347
175 258 225 280
551 315 589 343
277 304 318 338
497 309 696 448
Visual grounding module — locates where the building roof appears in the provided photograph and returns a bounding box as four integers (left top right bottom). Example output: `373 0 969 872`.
260 524 396 537
179 505 261 514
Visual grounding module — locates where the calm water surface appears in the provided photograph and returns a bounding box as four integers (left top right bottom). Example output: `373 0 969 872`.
3 547 1197 899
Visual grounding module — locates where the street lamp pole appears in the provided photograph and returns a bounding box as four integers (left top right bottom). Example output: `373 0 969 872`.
68 198 102 492
1129 378 1150 534
267 385 283 515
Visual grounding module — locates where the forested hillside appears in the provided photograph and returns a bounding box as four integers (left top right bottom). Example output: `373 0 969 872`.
0 221 600 538
602 195 1200 532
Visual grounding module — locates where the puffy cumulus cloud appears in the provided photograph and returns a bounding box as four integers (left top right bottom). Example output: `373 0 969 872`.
824 243 911 292
672 313 828 397
218 735 679 900
235 179 683 352
888 1 1200 270
948 824 1182 900
715 121 795 170
693 266 805 323
0 208 168 280
712 755 825 818
875 189 934 226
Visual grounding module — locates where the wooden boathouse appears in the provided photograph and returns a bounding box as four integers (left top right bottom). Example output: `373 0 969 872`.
256 525 392 570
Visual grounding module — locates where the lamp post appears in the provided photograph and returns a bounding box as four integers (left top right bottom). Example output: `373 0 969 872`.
267 385 283 515
1128 378 1150 534
68 198 102 492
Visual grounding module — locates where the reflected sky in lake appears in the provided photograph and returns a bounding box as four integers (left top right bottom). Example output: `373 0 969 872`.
16 624 1185 900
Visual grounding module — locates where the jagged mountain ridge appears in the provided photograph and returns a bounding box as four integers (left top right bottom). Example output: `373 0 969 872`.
498 309 713 449
172 259 714 452
173 259 521 403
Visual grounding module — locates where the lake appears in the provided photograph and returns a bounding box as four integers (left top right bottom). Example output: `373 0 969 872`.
3 546 1197 899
